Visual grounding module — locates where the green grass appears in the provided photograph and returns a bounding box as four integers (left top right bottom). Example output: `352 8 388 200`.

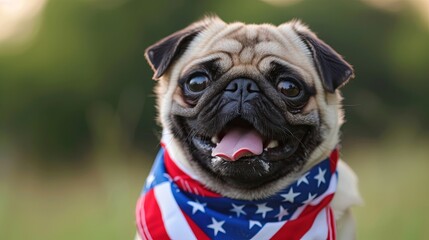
1 134 429 239
0 153 153 240
345 134 429 240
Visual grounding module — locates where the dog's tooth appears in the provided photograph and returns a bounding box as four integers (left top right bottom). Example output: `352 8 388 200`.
211 136 219 144
266 140 279 149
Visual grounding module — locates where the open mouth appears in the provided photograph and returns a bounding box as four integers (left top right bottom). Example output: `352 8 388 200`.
192 118 304 162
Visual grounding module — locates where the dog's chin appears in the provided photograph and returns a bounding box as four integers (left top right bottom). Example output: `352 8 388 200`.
185 121 316 190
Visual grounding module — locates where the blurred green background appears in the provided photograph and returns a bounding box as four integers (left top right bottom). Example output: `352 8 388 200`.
1 0 429 239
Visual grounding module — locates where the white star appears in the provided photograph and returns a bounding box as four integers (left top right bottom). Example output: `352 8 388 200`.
230 203 247 217
163 173 172 182
275 206 289 221
249 220 262 229
187 200 206 214
297 172 310 186
207 217 226 236
255 203 273 218
303 192 317 205
281 188 300 203
314 167 326 186
145 174 155 187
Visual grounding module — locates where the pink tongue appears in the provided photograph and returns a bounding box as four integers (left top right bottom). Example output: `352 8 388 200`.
212 127 263 161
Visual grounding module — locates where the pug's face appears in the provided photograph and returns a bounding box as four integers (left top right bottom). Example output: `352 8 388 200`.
145 17 353 199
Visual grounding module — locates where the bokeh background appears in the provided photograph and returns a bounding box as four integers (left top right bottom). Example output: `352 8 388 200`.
1 0 429 239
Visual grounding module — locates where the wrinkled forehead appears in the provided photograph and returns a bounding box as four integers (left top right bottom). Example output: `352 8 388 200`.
182 23 315 81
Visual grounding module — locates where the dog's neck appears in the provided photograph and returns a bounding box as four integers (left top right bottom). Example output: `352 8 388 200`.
161 129 338 199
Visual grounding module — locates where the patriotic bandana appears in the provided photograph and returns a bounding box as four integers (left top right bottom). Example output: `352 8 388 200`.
136 141 339 240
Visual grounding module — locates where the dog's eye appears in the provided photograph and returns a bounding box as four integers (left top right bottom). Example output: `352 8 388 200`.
277 78 301 98
186 74 210 93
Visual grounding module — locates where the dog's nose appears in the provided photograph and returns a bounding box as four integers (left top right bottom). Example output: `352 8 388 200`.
224 78 260 101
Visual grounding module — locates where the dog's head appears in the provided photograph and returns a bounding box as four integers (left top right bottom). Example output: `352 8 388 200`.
145 16 353 199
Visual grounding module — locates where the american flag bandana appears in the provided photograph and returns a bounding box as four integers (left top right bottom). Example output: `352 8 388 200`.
136 142 339 240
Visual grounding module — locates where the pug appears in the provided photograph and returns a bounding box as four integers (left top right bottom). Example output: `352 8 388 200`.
136 16 362 240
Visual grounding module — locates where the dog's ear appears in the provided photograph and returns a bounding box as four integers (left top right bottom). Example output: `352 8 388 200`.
293 22 354 93
145 18 216 79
